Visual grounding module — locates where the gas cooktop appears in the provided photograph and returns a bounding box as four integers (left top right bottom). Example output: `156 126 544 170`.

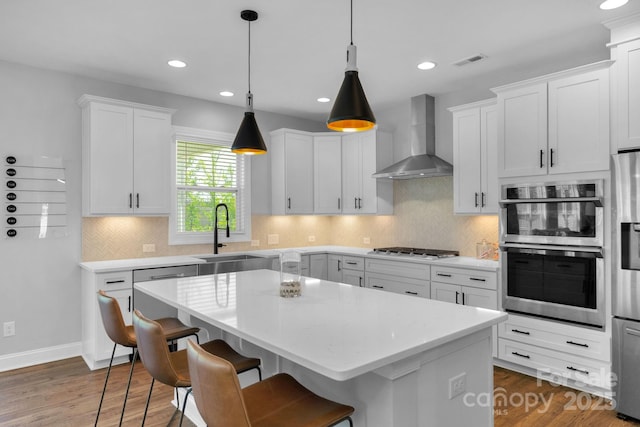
369 247 459 259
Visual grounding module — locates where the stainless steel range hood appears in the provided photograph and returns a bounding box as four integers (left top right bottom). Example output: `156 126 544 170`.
372 94 453 179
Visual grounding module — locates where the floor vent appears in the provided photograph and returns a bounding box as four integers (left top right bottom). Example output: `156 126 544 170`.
453 54 487 67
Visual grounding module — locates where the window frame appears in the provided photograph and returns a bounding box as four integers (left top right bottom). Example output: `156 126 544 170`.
169 126 252 246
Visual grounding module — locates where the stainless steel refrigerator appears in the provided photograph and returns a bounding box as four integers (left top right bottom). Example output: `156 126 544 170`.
612 151 640 421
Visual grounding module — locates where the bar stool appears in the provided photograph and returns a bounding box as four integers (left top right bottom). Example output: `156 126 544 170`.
132 309 262 426
95 290 200 427
186 340 354 427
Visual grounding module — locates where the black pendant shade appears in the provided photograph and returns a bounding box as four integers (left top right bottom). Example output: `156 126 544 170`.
327 70 376 132
231 9 267 155
232 111 267 154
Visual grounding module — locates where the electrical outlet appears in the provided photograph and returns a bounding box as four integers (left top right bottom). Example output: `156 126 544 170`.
3 321 15 337
268 234 279 245
142 243 156 253
363 237 371 244
308 235 316 242
448 372 466 399
251 240 260 247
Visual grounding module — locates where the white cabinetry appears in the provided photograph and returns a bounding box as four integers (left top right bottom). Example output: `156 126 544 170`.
270 129 314 215
78 95 174 216
605 13 640 151
493 62 611 178
365 258 430 298
342 256 365 287
498 314 611 393
450 99 498 214
81 269 133 370
309 253 328 280
341 130 393 214
431 265 498 357
314 135 342 214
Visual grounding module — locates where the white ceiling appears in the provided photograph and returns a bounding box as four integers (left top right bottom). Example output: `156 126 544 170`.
1 0 639 122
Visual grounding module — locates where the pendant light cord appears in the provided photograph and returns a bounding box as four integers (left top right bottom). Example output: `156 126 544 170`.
248 20 252 94
350 0 353 46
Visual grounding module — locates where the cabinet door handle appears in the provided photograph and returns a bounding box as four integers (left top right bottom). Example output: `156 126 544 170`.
437 273 452 278
338 198 341 210
512 351 530 359
405 291 418 296
129 193 133 208
136 193 140 209
567 366 589 375
359 277 362 287
455 291 460 304
469 277 486 282
474 192 479 207
512 329 530 335
462 292 466 305
337 260 341 271
550 148 554 167
372 285 384 289
354 198 358 209
539 149 544 168
358 198 362 209
128 296 131 312
566 340 589 348
287 198 291 209
481 192 486 207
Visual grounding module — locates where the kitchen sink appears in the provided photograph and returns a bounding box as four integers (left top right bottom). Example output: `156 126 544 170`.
197 254 273 276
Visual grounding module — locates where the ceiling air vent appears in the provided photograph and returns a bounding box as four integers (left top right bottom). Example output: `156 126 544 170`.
453 54 487 67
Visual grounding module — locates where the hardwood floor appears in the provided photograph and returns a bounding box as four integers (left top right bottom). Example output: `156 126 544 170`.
0 358 638 426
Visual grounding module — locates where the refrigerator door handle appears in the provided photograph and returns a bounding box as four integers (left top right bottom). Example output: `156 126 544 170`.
625 327 640 337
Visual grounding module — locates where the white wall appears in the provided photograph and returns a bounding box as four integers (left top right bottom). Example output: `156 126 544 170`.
0 59 322 360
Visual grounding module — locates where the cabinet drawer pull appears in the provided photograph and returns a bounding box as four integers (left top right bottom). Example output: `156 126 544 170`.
405 291 418 296
566 340 589 348
469 277 486 282
150 273 185 280
512 329 530 335
625 327 640 337
512 351 530 359
345 261 358 265
437 273 452 278
105 280 126 284
567 366 589 375
372 285 384 289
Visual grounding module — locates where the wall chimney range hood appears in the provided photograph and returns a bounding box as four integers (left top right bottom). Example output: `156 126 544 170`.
372 94 453 179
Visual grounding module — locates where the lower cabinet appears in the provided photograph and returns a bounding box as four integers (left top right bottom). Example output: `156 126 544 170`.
430 265 498 357
81 269 133 370
364 258 430 298
497 313 611 394
309 254 328 280
327 255 364 286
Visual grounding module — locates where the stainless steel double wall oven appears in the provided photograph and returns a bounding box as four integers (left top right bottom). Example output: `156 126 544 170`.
499 180 605 328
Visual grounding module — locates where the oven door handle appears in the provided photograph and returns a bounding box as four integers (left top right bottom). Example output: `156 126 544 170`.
499 196 602 207
499 243 602 258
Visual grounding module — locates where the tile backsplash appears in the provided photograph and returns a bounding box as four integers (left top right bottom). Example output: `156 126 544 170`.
82 176 499 261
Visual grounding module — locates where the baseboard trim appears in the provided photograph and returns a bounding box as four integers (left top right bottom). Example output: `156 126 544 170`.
0 342 82 373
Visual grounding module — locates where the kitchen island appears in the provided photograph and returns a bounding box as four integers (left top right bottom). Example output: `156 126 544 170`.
135 269 506 427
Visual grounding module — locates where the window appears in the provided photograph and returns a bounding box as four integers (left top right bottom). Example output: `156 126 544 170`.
169 127 251 245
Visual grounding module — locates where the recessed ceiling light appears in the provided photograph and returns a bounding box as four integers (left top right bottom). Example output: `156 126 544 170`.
317 97 331 103
600 0 628 9
167 59 187 68
220 91 234 97
417 61 437 70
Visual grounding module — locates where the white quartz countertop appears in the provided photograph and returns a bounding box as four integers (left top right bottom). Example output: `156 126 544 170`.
80 245 498 273
135 269 506 381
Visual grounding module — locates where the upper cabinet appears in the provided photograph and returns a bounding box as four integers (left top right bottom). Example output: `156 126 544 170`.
492 61 611 178
271 128 393 216
78 95 174 216
450 99 498 214
270 129 314 215
341 130 393 215
313 134 342 214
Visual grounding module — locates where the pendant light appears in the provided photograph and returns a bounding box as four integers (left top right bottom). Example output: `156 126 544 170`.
231 10 267 155
327 0 376 132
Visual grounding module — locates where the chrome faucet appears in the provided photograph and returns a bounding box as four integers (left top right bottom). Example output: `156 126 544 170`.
214 203 230 254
